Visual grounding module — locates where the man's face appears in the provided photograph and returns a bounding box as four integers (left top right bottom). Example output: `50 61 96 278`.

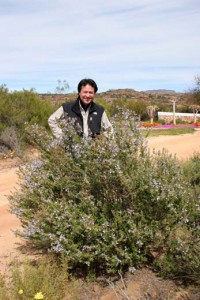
79 84 95 105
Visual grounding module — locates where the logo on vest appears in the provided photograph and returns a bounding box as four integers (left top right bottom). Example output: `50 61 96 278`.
93 112 97 115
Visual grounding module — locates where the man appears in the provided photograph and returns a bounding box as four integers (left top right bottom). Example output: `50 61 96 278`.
48 78 113 139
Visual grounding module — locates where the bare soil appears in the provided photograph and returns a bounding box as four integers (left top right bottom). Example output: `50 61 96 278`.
0 147 41 276
147 129 200 160
0 135 200 299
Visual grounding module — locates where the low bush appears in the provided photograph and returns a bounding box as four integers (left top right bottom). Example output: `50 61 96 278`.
9 111 200 278
0 257 78 300
183 152 200 197
175 118 188 124
0 85 55 150
0 126 22 156
157 119 166 125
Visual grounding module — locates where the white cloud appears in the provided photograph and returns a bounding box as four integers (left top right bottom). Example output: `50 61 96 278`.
0 0 200 92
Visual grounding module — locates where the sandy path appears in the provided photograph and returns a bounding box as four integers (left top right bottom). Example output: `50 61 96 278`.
0 167 25 275
0 131 200 276
147 129 200 160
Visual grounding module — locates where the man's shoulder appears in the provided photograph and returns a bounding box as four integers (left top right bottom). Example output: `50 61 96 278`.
92 102 105 112
62 99 77 111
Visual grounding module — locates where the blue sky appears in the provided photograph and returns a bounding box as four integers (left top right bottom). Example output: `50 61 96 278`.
0 0 200 93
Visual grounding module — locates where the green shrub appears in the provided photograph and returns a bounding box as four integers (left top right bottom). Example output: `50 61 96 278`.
152 155 200 281
183 152 200 187
0 85 55 140
182 152 200 219
0 258 78 300
176 118 188 124
9 111 199 278
0 274 9 300
157 119 166 125
109 99 147 118
0 126 22 156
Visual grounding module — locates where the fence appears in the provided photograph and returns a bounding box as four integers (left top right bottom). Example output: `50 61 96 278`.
158 112 200 123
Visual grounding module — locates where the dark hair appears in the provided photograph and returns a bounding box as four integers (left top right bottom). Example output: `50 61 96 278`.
77 78 98 93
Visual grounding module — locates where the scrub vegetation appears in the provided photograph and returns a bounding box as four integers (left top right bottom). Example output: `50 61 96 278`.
0 84 200 298
0 257 79 300
8 110 200 281
0 85 55 155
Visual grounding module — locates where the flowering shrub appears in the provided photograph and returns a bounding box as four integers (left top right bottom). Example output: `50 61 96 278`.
9 111 200 277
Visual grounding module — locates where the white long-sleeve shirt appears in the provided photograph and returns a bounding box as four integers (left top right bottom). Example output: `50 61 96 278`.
48 102 113 139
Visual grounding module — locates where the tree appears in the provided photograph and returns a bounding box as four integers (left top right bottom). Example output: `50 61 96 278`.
147 105 158 124
190 75 200 105
0 83 9 93
55 79 70 94
189 104 200 123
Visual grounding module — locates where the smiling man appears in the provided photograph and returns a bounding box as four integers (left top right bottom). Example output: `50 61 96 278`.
48 78 113 139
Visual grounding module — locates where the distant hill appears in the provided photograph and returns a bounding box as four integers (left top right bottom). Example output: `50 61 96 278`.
97 88 184 105
144 89 176 94
38 88 188 107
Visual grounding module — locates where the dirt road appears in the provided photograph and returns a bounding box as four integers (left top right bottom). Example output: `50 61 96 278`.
147 129 200 160
0 166 23 275
1 131 200 275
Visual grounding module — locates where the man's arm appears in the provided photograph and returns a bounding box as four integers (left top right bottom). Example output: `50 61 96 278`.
101 111 114 137
48 106 65 139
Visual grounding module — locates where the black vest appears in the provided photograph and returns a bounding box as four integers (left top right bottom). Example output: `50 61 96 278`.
62 98 104 137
